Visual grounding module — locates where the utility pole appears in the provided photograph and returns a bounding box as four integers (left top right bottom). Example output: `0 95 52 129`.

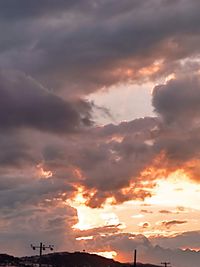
133 249 137 267
161 262 171 267
31 242 54 267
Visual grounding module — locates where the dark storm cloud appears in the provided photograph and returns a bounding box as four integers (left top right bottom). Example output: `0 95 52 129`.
1 1 200 94
26 0 200 93
53 74 200 208
41 117 158 208
153 76 200 125
0 0 144 21
0 132 37 167
0 70 92 133
83 233 148 257
0 202 79 256
0 174 75 209
2 74 200 210
0 0 77 20
151 75 200 180
0 116 158 210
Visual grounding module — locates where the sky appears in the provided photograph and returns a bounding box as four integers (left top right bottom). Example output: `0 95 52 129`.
1 1 200 267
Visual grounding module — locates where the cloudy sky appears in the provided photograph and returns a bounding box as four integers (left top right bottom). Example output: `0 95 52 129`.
1 1 200 267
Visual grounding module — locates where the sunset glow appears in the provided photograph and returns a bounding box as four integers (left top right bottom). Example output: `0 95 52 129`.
1 2 200 267
93 251 117 259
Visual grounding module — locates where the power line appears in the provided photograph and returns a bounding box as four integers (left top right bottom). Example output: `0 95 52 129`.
31 242 54 267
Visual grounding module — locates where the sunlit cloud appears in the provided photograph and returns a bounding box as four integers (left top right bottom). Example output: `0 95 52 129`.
37 164 53 179
1 2 200 266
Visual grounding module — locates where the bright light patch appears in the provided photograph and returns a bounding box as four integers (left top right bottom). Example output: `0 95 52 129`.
73 207 93 230
73 187 86 206
181 247 200 252
71 169 200 239
37 164 52 178
139 60 163 76
88 82 154 125
100 213 120 225
76 236 93 240
165 73 176 82
132 214 144 219
148 170 200 210
93 251 117 259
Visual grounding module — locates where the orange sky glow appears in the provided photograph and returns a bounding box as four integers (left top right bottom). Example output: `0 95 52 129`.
68 169 200 261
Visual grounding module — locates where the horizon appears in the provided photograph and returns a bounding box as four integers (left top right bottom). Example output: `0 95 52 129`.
0 250 160 266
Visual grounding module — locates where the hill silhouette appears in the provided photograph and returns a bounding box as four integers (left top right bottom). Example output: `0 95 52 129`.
0 252 160 267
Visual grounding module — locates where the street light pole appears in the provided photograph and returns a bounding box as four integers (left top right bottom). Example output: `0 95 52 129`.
31 242 54 267
133 249 137 267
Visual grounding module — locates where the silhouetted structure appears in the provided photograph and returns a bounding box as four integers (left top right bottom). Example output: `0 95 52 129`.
161 262 171 267
133 250 137 267
31 242 54 267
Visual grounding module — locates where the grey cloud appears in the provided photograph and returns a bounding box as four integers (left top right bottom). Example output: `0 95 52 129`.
0 176 74 209
151 75 200 180
83 232 200 267
0 104 199 261
15 116 155 209
75 224 121 238
0 0 78 20
140 243 200 267
0 70 92 133
1 1 200 94
69 118 157 207
2 72 200 209
150 231 200 250
0 132 38 167
152 76 200 125
30 75 200 208
97 117 158 138
29 0 200 93
0 203 79 256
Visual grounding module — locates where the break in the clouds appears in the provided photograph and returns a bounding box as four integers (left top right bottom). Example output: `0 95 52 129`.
1 1 200 267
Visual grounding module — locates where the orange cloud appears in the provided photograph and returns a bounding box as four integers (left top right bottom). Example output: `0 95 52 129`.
160 220 188 229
